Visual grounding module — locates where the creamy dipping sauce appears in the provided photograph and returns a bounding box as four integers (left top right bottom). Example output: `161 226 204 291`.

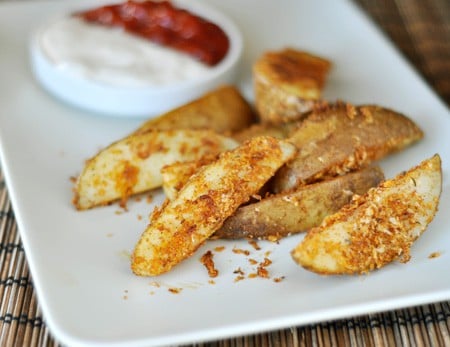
37 16 213 88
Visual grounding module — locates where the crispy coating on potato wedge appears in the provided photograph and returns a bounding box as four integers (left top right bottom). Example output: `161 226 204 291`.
73 130 238 210
272 103 424 193
253 48 331 123
215 166 384 240
133 85 256 135
161 153 220 201
291 154 442 275
131 136 297 276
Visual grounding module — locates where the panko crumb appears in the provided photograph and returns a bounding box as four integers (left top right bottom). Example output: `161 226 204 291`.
248 239 261 250
232 248 250 256
200 250 219 278
234 275 245 282
168 287 182 294
428 251 442 259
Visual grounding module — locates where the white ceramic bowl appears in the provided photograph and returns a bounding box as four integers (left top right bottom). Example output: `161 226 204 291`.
29 1 243 118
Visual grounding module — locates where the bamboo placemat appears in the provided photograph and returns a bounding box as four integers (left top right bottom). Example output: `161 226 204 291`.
1 0 449 346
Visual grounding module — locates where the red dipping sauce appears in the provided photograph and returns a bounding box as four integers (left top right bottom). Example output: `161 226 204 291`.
76 0 230 66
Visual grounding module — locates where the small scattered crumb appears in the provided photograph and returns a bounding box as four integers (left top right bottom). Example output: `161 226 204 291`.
168 287 182 294
257 266 270 278
146 194 154 203
134 196 142 202
69 176 77 183
137 214 143 221
248 273 258 279
115 210 124 215
232 248 250 256
149 281 161 288
208 280 216 285
234 275 245 282
106 233 114 238
200 250 219 278
248 239 261 250
248 258 258 265
233 267 245 275
214 246 226 252
428 251 442 259
273 276 285 283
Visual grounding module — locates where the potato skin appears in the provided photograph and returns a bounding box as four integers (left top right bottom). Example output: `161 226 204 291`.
271 103 424 193
133 85 257 135
215 166 384 240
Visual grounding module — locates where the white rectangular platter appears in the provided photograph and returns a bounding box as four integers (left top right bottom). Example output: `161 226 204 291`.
0 0 449 346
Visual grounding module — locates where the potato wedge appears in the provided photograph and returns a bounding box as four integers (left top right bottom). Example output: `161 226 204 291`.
272 103 424 193
73 129 238 210
253 48 331 123
133 85 256 135
291 154 442 275
215 166 384 240
161 153 220 201
131 136 297 276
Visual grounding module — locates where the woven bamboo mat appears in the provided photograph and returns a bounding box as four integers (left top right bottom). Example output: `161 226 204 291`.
1 0 450 346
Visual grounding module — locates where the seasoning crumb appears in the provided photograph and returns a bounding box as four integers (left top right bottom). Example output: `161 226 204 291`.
69 176 77 183
137 214 143 221
232 248 250 256
233 267 245 275
428 251 442 259
214 246 226 252
273 276 285 283
208 280 216 285
115 210 123 215
168 287 182 294
248 258 258 265
248 273 258 279
248 239 261 250
146 194 154 203
234 275 245 282
200 250 219 278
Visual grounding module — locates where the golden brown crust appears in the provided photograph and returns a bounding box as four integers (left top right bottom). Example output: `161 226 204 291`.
214 166 384 240
133 85 257 135
291 154 442 275
271 103 424 193
73 129 238 210
253 48 331 123
131 136 297 276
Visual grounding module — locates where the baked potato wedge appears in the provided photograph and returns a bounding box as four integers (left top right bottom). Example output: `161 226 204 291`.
133 85 256 135
215 166 384 240
73 129 238 210
253 48 331 123
272 103 424 193
131 136 297 276
161 153 220 201
291 154 442 275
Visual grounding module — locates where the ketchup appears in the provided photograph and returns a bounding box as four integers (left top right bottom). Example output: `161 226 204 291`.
76 0 230 66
